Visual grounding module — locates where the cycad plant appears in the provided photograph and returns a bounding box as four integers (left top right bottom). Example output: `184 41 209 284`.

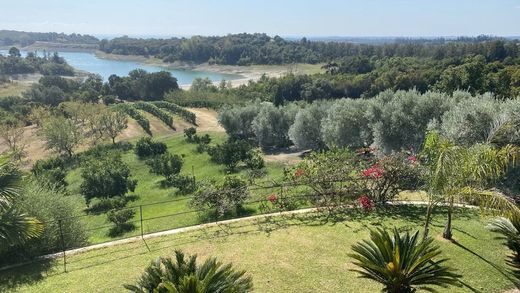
0 160 43 251
488 217 520 279
421 132 519 240
350 228 460 293
124 250 253 293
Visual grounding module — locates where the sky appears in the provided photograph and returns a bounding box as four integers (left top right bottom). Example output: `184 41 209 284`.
1 0 519 37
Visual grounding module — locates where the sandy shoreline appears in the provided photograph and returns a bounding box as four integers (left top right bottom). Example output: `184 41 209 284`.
94 51 324 88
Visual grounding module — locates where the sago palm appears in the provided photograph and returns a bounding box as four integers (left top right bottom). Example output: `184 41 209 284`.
0 160 43 251
350 228 460 293
124 250 253 293
421 132 519 240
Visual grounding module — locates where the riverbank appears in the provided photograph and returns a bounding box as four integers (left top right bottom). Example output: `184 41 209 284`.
95 51 324 88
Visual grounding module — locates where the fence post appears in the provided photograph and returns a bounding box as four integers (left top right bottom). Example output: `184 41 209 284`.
140 205 144 238
58 219 67 273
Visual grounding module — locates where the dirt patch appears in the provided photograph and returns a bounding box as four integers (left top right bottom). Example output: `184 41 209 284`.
0 125 51 167
263 150 305 165
187 108 224 132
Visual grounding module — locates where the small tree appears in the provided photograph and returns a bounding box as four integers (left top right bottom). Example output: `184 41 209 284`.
191 176 250 217
99 109 128 144
135 137 167 158
207 139 252 171
80 155 137 206
107 209 136 236
41 115 83 157
0 121 25 159
147 152 183 180
183 127 197 142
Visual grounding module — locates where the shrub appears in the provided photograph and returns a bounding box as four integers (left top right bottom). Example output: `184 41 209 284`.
134 102 175 129
107 209 136 236
116 103 151 135
0 182 87 262
350 228 461 292
488 217 520 279
151 101 197 125
135 137 167 158
183 127 197 142
32 156 69 189
244 149 265 170
85 196 132 214
207 139 252 171
191 176 250 217
80 154 137 205
164 174 197 194
147 152 184 179
124 250 253 292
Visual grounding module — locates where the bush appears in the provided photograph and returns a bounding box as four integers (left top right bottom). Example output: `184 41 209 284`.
191 176 250 217
85 196 132 214
207 139 252 171
0 182 87 262
163 174 197 194
107 209 136 236
32 156 69 189
135 137 167 158
147 152 184 179
184 127 197 142
116 104 151 135
244 149 265 170
134 102 175 129
80 154 137 205
151 101 197 125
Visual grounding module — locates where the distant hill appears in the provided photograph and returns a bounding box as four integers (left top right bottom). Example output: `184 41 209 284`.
0 30 99 47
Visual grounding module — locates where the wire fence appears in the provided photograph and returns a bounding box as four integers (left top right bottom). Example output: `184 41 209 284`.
45 178 368 272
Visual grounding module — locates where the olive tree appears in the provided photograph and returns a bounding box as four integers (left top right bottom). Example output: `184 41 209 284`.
251 102 298 149
40 115 83 157
289 101 332 150
321 98 372 149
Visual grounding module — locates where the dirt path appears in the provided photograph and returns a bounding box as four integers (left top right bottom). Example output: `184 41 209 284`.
187 108 224 132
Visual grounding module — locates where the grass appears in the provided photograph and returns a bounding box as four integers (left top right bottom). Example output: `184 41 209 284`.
0 81 31 97
64 131 286 244
1 205 516 292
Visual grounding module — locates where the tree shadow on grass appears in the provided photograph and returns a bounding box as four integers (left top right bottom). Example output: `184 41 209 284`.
452 239 518 286
0 258 55 291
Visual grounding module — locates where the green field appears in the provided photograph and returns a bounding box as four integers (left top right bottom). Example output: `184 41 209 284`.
1 206 515 293
64 132 286 243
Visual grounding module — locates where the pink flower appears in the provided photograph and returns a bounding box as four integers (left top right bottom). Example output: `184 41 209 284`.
362 164 384 179
268 194 278 203
408 155 417 163
358 195 373 211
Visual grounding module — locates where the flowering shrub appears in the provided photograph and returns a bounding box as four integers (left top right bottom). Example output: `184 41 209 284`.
362 164 384 179
267 194 278 203
358 195 373 211
407 155 417 163
294 168 305 178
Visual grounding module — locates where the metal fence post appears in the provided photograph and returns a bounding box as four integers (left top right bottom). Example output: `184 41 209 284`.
58 219 67 273
140 205 144 238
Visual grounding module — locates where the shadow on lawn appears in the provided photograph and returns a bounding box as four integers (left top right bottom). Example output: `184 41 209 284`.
0 258 55 291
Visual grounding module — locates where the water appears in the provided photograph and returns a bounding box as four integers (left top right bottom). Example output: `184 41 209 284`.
0 50 242 85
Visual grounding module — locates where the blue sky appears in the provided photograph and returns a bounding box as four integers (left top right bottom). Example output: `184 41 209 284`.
1 0 519 37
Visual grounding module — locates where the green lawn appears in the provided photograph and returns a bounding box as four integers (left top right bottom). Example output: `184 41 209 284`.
64 132 286 243
1 206 516 292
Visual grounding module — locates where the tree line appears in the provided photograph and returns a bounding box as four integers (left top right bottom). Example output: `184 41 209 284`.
0 47 74 76
99 33 519 65
0 30 99 47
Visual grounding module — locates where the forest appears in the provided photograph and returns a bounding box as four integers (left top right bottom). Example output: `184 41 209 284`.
0 30 99 47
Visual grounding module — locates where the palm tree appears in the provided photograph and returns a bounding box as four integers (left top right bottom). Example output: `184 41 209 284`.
350 228 460 293
0 160 43 251
124 250 253 293
488 217 520 279
421 132 519 240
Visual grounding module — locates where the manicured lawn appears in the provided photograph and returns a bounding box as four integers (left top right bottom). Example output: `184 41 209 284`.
1 206 515 292
64 132 286 243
